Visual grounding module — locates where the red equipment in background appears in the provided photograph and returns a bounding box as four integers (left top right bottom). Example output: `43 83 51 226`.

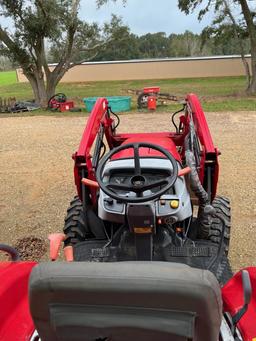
147 95 157 110
48 93 74 112
137 86 178 109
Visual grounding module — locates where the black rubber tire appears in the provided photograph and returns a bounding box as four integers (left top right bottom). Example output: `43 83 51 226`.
216 256 233 285
208 196 232 285
0 244 20 261
63 196 90 246
137 93 149 108
209 196 231 255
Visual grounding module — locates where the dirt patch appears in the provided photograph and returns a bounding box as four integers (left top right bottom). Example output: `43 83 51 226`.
0 111 255 270
14 236 47 261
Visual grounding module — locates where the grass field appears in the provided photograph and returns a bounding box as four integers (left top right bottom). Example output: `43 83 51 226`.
0 70 17 86
0 70 256 113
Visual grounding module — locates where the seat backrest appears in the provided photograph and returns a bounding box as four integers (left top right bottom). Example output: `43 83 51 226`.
29 261 222 341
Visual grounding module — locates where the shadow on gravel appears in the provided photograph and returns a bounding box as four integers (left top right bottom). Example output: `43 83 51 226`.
14 236 47 261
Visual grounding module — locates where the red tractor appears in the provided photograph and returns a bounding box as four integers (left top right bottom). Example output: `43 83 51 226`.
63 94 231 283
1 94 255 341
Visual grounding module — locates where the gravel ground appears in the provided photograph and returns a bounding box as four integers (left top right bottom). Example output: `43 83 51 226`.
0 111 255 271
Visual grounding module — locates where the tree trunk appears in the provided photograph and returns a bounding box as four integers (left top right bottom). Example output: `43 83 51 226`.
247 57 256 94
241 56 251 91
239 0 256 95
46 73 59 104
26 73 41 104
25 69 48 107
35 69 48 107
223 0 251 91
25 68 59 108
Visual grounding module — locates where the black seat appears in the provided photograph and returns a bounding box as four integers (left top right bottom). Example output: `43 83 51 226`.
29 262 222 341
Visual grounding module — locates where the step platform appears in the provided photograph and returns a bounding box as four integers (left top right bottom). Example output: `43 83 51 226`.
73 239 231 283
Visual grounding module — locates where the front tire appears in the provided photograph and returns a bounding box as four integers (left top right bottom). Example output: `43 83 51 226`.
63 196 90 246
209 195 231 255
209 195 232 284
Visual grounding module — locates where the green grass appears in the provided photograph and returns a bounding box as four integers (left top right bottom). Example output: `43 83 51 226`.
0 70 17 86
0 75 256 114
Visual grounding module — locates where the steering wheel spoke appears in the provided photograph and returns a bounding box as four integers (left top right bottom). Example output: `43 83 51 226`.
107 183 133 191
133 144 141 175
143 179 168 191
107 182 145 194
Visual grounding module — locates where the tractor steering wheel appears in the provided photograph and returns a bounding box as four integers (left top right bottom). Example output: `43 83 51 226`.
96 142 178 203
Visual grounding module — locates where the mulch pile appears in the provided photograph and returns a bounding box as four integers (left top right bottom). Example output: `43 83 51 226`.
14 236 47 261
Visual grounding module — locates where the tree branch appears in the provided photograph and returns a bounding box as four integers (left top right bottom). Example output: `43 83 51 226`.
223 0 251 87
41 40 50 77
68 51 100 68
35 0 47 17
51 0 79 78
79 38 113 52
239 0 256 43
0 25 32 71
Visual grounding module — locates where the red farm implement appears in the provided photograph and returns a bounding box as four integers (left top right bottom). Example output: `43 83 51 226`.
135 86 178 109
48 93 74 112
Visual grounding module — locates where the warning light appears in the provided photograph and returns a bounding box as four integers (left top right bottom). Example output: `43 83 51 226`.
170 200 179 209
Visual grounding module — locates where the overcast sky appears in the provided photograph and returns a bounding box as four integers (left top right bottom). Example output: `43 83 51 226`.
79 0 214 35
1 0 214 35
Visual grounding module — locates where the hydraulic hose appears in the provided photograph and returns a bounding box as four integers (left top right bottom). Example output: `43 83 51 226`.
184 135 215 238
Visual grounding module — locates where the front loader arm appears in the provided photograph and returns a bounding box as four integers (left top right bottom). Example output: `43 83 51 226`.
186 94 219 200
73 98 116 204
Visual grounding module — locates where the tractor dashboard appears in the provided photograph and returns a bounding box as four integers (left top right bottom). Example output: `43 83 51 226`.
98 158 192 224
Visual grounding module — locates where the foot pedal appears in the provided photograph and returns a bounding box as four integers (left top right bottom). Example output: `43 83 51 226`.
168 246 213 257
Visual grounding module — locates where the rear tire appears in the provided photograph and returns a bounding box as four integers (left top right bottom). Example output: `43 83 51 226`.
63 196 90 246
209 195 231 255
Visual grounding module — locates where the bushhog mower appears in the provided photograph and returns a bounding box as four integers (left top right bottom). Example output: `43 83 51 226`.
1 94 256 341
136 86 178 109
47 93 75 112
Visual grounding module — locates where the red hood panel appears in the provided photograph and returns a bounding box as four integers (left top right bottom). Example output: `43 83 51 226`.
112 136 181 162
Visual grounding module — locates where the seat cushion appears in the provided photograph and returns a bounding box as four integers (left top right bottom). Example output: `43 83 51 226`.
29 261 222 341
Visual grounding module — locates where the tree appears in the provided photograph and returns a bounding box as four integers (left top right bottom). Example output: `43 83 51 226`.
0 1 127 107
138 32 169 58
178 0 256 94
93 32 140 61
0 56 13 71
169 31 203 57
